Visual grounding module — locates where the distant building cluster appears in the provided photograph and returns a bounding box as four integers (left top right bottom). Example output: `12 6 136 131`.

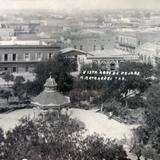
0 10 159 74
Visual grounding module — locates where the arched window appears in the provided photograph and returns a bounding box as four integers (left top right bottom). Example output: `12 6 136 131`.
110 62 116 71
80 45 83 50
101 45 104 50
148 56 152 64
144 55 147 62
100 60 107 70
49 53 53 60
93 45 96 51
140 54 143 60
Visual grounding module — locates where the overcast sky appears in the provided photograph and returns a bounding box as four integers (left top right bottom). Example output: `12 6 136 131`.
0 0 160 10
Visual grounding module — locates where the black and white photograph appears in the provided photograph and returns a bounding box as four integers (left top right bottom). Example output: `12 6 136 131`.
0 0 160 160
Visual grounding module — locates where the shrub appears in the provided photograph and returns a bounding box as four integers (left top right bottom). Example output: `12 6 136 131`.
127 96 147 109
103 98 123 116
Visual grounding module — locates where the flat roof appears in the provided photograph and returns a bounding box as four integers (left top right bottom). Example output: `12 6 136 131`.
136 42 157 52
88 49 139 60
0 45 60 49
0 40 41 45
88 49 131 57
0 40 60 49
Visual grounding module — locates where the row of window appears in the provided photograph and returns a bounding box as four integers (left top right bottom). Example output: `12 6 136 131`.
138 53 155 65
118 46 135 53
92 62 116 70
117 36 137 46
4 53 17 61
74 45 105 51
92 60 117 71
3 66 29 72
2 53 53 62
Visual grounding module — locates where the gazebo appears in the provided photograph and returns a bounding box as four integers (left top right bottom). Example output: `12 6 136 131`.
32 75 70 110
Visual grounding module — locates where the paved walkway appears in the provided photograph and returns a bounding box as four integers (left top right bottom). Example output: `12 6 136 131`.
0 108 42 132
67 108 138 140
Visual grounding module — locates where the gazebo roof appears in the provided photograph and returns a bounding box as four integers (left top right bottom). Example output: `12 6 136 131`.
32 75 70 109
32 91 70 108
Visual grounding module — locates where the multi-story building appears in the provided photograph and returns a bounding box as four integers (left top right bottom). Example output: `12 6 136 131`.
68 31 116 52
0 28 15 40
87 49 140 71
60 47 140 73
116 30 160 54
140 16 160 27
115 34 140 53
135 42 159 66
0 40 60 73
1 23 40 35
155 44 160 64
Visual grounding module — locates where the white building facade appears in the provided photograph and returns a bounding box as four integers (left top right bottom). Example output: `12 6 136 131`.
135 42 160 67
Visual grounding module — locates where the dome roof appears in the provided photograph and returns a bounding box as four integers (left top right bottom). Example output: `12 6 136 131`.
44 75 57 88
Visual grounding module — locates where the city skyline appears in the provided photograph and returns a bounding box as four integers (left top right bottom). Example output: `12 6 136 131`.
0 0 160 11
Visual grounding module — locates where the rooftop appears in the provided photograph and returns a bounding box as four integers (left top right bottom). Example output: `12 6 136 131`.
137 42 157 51
0 40 60 48
88 49 139 60
32 91 70 108
16 34 39 41
60 47 88 55
0 40 42 46
89 49 133 57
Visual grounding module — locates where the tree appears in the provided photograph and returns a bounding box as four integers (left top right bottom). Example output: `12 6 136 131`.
12 76 25 99
81 134 129 160
1 111 129 160
132 145 142 160
119 62 153 79
127 96 147 109
34 54 73 93
155 63 160 79
14 76 25 84
11 54 74 97
2 73 14 87
144 83 160 131
78 62 151 103
1 90 12 102
142 145 160 160
128 128 145 160
133 83 160 155
0 128 5 160
146 83 160 108
103 98 122 115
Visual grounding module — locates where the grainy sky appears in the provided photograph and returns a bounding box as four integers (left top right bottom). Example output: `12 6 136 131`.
0 0 160 10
